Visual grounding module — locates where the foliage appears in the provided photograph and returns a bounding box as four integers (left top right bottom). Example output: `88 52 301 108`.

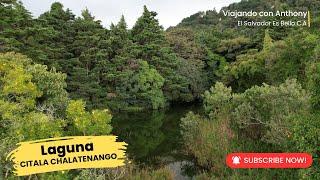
1 0 320 179
166 27 208 101
289 113 320 179
1 2 216 111
232 79 310 146
0 0 33 52
181 112 234 176
203 82 232 116
66 100 112 136
0 53 113 179
128 61 165 110
267 31 319 84
306 62 320 110
66 9 106 109
27 64 68 114
130 6 188 102
0 52 65 141
182 79 311 178
0 53 65 178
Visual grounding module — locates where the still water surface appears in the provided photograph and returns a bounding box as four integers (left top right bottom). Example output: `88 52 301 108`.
112 104 202 179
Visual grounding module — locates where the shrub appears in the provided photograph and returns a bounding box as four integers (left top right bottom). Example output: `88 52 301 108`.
181 79 311 178
181 112 234 176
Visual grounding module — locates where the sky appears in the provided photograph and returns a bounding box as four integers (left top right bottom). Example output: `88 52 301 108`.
20 0 241 29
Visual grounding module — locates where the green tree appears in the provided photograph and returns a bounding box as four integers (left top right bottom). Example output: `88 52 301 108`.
0 0 33 52
0 53 65 177
67 9 107 109
0 53 113 179
131 6 187 102
27 64 68 114
231 79 310 146
268 31 319 84
0 53 66 140
128 61 165 110
166 27 208 101
107 15 131 59
100 16 135 110
36 2 75 69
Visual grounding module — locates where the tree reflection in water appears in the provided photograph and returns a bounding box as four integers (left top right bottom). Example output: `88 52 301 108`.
112 104 202 166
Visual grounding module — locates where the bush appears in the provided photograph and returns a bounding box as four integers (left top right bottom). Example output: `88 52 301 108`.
181 79 311 178
289 113 320 179
232 79 310 146
181 112 234 176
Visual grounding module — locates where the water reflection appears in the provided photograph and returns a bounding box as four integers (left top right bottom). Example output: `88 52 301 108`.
112 104 201 166
112 110 166 162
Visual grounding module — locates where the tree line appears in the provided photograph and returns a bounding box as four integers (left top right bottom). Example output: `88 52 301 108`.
1 1 213 111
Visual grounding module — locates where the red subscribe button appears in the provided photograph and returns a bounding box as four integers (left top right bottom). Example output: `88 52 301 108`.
226 153 313 169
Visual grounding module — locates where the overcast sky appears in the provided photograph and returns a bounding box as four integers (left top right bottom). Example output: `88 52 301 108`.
20 0 241 29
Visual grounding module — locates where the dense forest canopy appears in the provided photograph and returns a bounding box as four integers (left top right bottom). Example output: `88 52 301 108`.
1 1 206 111
1 0 320 179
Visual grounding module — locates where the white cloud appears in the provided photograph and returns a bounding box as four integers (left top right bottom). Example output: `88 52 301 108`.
20 0 241 29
